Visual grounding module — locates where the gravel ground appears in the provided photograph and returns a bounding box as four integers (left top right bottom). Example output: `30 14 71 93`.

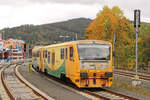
18 64 92 100
0 64 10 100
112 74 150 100
17 61 150 100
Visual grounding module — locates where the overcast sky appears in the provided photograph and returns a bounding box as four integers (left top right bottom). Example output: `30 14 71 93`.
0 0 150 29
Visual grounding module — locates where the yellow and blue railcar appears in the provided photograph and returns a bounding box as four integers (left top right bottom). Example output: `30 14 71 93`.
32 46 44 72
32 40 113 88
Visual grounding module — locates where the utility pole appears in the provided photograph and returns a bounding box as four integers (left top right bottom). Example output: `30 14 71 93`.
76 33 78 40
113 33 116 71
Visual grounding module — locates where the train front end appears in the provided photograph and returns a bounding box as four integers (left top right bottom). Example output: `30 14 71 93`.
77 41 113 88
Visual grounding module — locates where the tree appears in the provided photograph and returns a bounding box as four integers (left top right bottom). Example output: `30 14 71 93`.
85 6 135 69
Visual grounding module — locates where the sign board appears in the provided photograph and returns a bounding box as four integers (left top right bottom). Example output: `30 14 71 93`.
134 10 141 27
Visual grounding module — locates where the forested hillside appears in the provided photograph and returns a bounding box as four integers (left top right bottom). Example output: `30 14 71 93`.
1 18 92 45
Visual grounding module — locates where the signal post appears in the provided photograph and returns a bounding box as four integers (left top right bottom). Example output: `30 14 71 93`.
132 10 142 86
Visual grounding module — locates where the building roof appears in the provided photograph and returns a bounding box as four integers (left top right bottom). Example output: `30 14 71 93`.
8 38 25 44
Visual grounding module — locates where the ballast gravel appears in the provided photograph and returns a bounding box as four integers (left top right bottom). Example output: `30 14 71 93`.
18 64 92 100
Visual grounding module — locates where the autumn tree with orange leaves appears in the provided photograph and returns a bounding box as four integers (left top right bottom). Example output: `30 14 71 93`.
85 6 135 69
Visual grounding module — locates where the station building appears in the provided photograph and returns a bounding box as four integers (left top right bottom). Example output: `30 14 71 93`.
4 38 25 51
4 38 26 59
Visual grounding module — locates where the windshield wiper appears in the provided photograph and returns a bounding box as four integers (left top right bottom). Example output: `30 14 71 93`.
79 57 109 60
93 58 107 60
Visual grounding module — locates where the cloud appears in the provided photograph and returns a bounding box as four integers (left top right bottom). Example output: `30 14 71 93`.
0 0 104 6
0 3 101 29
0 0 150 29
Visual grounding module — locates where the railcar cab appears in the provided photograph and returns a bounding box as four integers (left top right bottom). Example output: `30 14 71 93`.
32 46 43 72
73 40 113 88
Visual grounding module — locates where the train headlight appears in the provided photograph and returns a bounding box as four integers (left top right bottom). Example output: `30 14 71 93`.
80 72 88 79
105 72 113 77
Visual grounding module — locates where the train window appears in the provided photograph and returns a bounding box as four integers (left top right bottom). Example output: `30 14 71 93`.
70 47 73 60
43 51 45 58
37 51 39 57
39 52 41 60
44 50 47 58
36 51 38 57
48 52 50 64
52 52 55 65
65 48 68 59
61 48 64 59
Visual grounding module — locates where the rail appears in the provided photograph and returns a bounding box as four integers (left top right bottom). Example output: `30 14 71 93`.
83 88 139 100
114 69 150 81
1 61 53 100
32 66 139 100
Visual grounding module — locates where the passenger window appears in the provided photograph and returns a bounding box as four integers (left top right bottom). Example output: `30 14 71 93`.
39 52 41 60
70 47 73 60
65 48 68 59
61 48 64 59
52 53 55 65
43 51 45 58
44 50 47 58
48 52 50 64
37 51 40 57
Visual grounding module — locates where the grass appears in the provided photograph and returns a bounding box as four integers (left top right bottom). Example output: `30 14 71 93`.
112 80 150 96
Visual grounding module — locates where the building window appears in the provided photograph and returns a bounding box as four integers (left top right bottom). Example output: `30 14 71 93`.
60 48 64 59
70 47 73 60
48 52 50 64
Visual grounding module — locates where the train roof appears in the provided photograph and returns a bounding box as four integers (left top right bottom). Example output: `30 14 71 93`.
32 46 43 51
44 40 111 48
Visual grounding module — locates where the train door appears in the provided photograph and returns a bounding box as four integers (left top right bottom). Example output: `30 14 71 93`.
68 46 74 77
40 48 44 72
52 51 55 70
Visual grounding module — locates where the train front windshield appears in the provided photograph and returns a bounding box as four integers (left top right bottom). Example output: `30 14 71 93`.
77 44 110 60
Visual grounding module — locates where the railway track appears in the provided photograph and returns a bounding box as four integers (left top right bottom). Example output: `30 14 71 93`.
1 61 52 100
32 66 139 100
83 88 139 100
114 69 150 81
1 60 139 100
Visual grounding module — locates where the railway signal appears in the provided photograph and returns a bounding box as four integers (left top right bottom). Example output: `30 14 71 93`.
134 10 141 28
133 9 141 86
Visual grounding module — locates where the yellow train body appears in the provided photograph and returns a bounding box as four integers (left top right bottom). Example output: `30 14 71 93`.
32 40 113 88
